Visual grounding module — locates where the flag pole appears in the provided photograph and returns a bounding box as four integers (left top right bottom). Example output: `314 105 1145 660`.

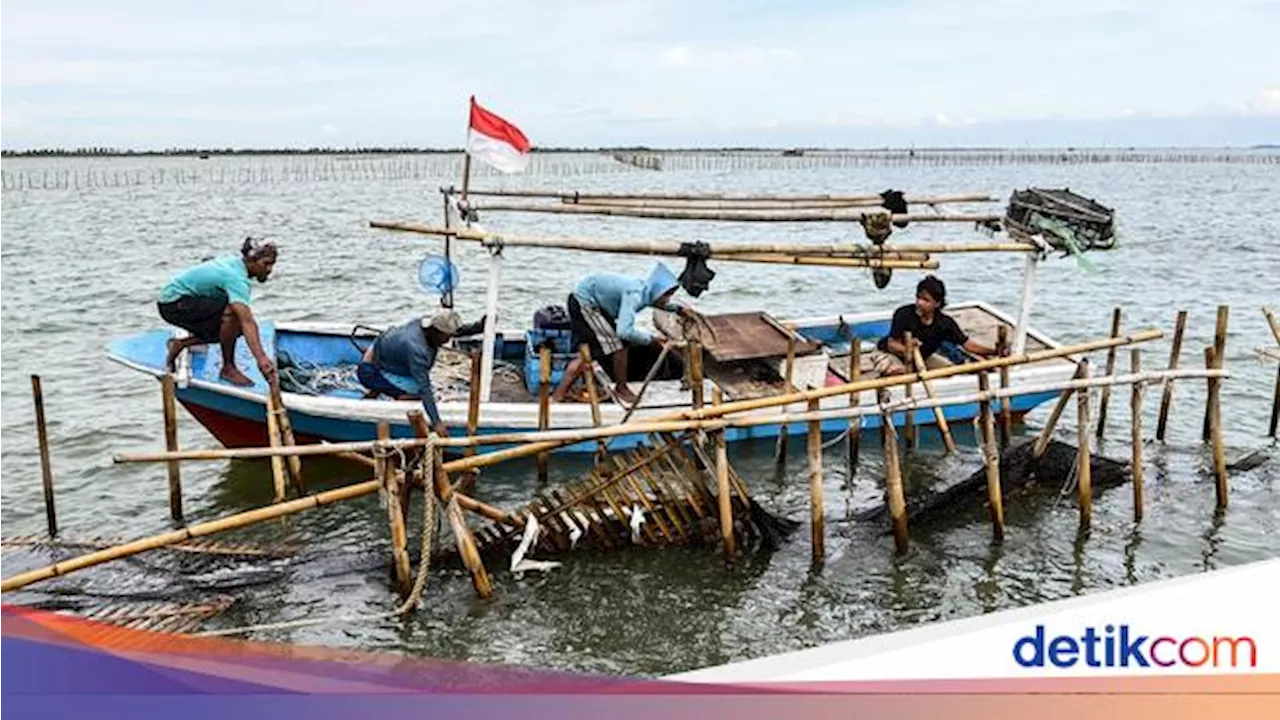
460 96 475 211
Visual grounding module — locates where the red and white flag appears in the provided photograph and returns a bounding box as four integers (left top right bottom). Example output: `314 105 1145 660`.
466 96 531 174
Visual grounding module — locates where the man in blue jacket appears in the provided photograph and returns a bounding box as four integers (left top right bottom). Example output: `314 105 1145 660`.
551 262 690 405
356 310 485 436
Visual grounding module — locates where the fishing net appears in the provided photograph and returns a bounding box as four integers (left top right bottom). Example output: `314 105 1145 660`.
277 348 525 402
1005 188 1116 253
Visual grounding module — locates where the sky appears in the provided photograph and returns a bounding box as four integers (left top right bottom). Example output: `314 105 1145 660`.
2 0 1278 149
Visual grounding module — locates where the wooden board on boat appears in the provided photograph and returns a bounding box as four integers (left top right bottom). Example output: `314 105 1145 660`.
690 311 821 362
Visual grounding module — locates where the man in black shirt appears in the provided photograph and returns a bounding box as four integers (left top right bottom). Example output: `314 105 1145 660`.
867 275 1003 376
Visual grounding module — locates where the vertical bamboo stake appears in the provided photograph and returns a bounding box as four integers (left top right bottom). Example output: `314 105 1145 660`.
577 344 608 458
903 332 917 450
378 422 411 597
31 375 58 537
847 338 862 473
910 344 957 454
1269 365 1280 439
1155 310 1187 441
265 393 288 503
713 389 734 560
1262 308 1279 438
881 410 909 553
688 341 704 409
270 384 304 493
776 336 796 461
409 410 493 598
808 397 825 564
977 372 1004 540
997 325 1013 447
1076 361 1093 530
1206 347 1229 509
466 351 483 456
537 346 551 483
160 375 183 524
1096 307 1122 441
1130 349 1145 523
1202 306 1229 442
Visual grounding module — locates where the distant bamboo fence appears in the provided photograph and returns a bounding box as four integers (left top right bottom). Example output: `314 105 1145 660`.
3 148 1277 193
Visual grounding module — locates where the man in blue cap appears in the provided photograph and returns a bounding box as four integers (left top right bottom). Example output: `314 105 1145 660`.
552 262 691 405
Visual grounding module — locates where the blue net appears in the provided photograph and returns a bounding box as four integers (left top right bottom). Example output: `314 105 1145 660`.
418 255 460 296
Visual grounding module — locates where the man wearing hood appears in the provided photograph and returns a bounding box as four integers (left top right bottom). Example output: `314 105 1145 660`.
551 262 690 405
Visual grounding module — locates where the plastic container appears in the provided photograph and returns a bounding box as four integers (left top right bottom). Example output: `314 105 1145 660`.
524 328 577 395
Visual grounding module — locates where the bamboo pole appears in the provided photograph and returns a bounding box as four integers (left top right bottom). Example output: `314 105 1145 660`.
903 332 917 450
2 478 384 593
409 411 492 598
160 375 183 524
115 329 1172 466
1096 308 1122 442
578 344 609 458
1265 306 1280 346
457 188 994 204
709 253 936 270
881 408 909 553
1206 348 1228 510
977 372 1004 540
265 392 288 503
565 197 989 211
114 366 1227 470
1270 364 1280 439
808 398 825 564
1202 306 1229 441
466 351 483 456
1155 310 1188 441
1032 363 1086 459
461 201 1004 225
1077 361 1093 530
378 423 411 598
1130 350 1145 523
369 221 1038 257
619 341 675 424
537 346 551 483
270 384 304 493
776 336 796 462
997 326 1013 447
847 339 862 472
689 341 705 410
31 375 57 537
713 389 734 560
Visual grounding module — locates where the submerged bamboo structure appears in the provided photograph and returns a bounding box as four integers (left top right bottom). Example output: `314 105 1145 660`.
455 188 995 205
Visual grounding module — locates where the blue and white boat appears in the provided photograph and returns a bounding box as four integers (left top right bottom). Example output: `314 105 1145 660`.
106 300 1078 454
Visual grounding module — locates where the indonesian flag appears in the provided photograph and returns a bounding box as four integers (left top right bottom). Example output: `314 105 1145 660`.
466 96 531 174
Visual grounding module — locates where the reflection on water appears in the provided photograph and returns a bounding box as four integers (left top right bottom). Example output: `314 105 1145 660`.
2 153 1278 676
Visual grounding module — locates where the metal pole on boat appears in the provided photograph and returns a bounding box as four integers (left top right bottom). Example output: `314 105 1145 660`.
1011 250 1040 355
478 246 503 403
31 375 58 537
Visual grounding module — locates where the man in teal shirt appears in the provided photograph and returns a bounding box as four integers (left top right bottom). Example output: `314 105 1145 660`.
157 238 279 388
551 262 691 405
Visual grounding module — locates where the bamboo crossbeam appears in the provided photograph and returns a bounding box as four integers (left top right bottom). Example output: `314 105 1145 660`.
461 201 1003 225
1 479 383 592
110 365 1226 471
456 188 994 204
112 332 1175 467
370 221 1037 256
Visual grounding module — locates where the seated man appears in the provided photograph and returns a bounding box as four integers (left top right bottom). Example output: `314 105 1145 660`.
551 263 691 405
865 275 1003 376
157 237 279 388
356 310 485 436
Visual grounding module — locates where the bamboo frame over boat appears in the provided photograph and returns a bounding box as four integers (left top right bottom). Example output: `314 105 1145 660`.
453 188 995 205
370 221 1037 257
457 200 1004 224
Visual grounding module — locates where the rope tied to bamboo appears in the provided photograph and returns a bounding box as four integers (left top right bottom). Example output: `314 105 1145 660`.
197 442 440 637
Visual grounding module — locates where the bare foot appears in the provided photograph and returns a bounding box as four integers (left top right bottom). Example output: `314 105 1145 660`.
614 384 639 405
220 366 254 386
165 339 183 372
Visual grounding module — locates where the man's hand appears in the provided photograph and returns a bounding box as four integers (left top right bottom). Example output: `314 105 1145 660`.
433 422 450 438
257 356 279 386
